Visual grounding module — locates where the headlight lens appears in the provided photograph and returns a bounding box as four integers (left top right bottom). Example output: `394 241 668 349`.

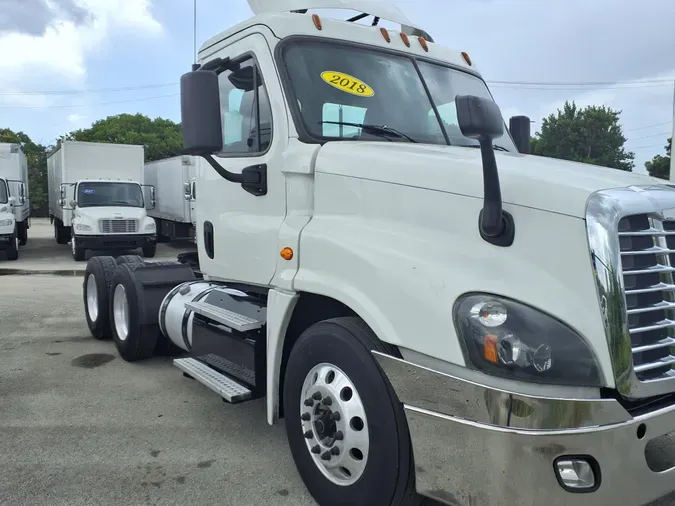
0 218 13 226
75 223 91 231
453 294 602 387
145 222 156 231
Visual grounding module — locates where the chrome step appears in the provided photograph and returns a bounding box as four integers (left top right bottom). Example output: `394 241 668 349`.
185 300 263 332
174 357 252 403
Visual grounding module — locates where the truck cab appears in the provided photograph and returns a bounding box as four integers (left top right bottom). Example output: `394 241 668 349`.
0 177 20 260
79 1 675 505
62 178 157 261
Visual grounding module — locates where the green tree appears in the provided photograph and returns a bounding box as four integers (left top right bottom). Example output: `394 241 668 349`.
531 101 635 171
644 137 672 180
0 128 49 216
67 113 183 162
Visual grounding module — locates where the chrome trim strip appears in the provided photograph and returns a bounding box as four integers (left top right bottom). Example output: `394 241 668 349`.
586 185 675 399
373 352 631 429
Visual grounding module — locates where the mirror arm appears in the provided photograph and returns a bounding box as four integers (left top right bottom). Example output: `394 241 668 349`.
201 155 267 196
477 136 515 247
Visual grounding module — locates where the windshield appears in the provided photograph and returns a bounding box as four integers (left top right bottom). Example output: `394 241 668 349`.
77 182 144 208
280 40 516 151
0 180 7 204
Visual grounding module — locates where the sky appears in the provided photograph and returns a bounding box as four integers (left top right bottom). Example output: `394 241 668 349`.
0 0 673 173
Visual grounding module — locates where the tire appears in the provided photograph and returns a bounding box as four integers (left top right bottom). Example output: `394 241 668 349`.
83 256 118 339
17 221 27 246
71 235 86 261
116 254 144 268
55 220 68 245
109 263 160 362
142 242 157 258
5 228 19 261
283 317 420 506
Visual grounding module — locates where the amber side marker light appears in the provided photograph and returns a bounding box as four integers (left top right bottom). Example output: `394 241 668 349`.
380 27 391 43
312 14 322 30
418 37 429 52
461 51 472 66
483 334 498 363
280 247 294 261
400 32 411 47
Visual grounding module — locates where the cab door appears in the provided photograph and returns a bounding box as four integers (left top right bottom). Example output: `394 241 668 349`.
196 32 289 286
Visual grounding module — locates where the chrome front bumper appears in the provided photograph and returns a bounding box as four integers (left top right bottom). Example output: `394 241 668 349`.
374 353 675 506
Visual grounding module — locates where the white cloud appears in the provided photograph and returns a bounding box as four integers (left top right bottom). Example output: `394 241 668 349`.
67 113 87 123
0 0 162 108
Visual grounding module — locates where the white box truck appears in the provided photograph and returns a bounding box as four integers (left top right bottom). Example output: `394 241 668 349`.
144 155 197 242
48 140 157 261
0 143 30 259
78 2 675 505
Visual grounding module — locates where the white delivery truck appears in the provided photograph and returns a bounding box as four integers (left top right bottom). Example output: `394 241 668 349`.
78 2 675 505
144 155 197 242
48 140 157 261
0 143 30 259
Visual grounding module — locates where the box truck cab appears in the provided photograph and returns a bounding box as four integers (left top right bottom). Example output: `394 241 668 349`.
0 143 30 254
48 141 157 261
78 1 675 505
0 177 21 260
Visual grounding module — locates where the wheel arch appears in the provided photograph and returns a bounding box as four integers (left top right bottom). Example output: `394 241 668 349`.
266 290 400 425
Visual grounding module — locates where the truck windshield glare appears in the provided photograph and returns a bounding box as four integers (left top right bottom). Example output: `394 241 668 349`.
280 39 516 151
77 182 144 208
0 180 7 204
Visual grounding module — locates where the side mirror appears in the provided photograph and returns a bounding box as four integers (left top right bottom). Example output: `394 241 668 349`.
180 69 223 155
69 200 76 208
150 187 156 210
456 95 514 247
8 196 16 207
58 198 65 207
184 181 191 201
60 186 66 199
19 196 25 205
509 116 531 154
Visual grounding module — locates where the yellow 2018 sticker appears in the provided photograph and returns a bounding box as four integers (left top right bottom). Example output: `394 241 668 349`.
320 71 375 97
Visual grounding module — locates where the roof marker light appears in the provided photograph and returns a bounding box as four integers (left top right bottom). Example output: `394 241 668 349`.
418 37 429 52
312 14 322 30
461 52 472 66
380 27 391 43
400 32 410 47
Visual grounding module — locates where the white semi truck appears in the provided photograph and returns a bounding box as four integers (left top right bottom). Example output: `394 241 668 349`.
0 143 30 260
79 1 675 505
144 155 197 243
48 140 157 261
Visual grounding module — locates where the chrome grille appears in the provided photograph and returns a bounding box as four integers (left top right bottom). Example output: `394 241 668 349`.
619 213 675 381
99 219 138 234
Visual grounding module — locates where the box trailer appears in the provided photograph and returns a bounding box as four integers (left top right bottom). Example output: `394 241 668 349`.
144 155 197 242
47 140 157 261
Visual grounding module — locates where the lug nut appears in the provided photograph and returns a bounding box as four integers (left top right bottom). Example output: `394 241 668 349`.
322 396 332 406
321 451 332 461
304 398 314 407
311 445 320 454
332 412 341 421
312 392 322 401
331 446 340 456
304 430 313 439
335 431 344 441
301 412 311 421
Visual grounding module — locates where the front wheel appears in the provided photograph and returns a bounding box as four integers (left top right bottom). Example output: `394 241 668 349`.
283 317 421 506
142 242 157 258
17 221 27 246
5 229 19 261
71 236 85 261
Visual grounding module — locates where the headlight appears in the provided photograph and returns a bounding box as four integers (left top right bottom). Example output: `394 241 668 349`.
0 218 13 227
145 222 156 231
453 294 602 387
75 223 92 231
0 206 7 213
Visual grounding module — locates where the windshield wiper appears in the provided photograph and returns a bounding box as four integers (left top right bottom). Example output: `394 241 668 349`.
459 144 510 152
320 121 417 143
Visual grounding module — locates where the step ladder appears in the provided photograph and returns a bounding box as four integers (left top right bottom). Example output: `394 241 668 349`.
185 300 263 332
174 357 252 403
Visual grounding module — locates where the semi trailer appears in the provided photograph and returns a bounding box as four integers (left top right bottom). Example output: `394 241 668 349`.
0 143 30 259
79 1 675 505
144 155 197 243
48 140 157 261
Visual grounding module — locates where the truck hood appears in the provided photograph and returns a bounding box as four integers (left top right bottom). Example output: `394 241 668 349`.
74 206 146 220
314 142 666 218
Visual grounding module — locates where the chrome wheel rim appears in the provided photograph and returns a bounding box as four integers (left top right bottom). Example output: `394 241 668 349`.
86 274 98 322
113 284 129 341
300 363 369 486
71 236 76 255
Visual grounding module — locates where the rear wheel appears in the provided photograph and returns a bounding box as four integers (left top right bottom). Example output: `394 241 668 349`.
54 220 69 244
283 317 421 506
109 263 160 362
17 221 27 246
83 256 117 339
142 242 157 258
